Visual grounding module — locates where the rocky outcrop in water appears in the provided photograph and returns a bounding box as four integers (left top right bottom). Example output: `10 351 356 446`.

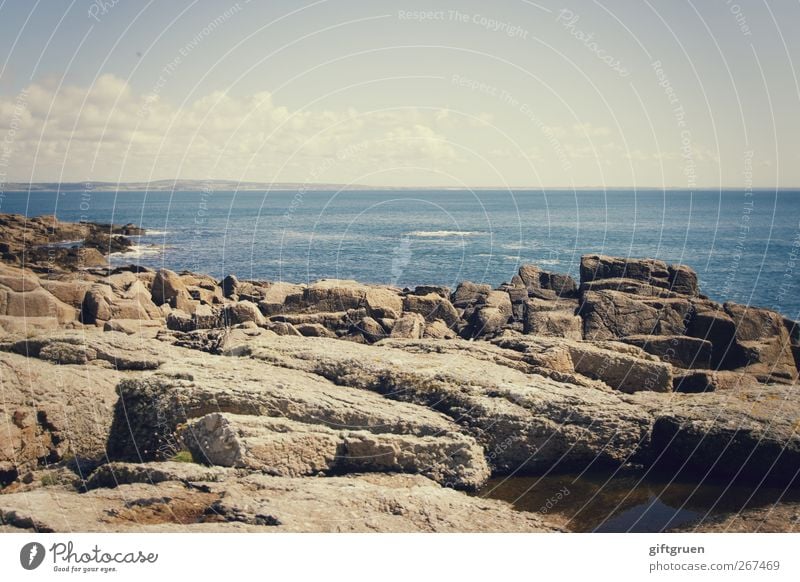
1 214 799 532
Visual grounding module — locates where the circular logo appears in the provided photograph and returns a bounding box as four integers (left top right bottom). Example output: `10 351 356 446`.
19 542 46 570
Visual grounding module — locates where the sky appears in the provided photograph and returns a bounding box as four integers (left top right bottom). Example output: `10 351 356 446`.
0 0 798 188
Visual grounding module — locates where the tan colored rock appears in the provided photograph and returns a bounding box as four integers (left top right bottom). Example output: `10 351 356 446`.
524 308 582 340
389 312 425 339
423 320 457 339
0 350 123 479
246 335 654 473
0 473 560 532
403 293 460 326
365 287 403 319
221 301 265 327
151 269 187 306
181 412 489 489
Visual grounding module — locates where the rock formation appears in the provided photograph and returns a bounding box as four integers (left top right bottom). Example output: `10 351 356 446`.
1 213 798 532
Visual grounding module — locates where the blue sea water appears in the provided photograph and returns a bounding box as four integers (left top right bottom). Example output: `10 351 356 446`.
2 188 798 318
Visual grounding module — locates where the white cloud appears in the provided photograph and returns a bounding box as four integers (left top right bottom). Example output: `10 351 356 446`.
0 75 467 183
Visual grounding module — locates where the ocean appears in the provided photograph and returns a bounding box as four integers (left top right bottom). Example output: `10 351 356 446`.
2 188 798 319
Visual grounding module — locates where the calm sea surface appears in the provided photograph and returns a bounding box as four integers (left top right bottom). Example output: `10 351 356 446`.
2 188 798 318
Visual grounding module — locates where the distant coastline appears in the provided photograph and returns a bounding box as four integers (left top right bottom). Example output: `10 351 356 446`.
2 180 798 193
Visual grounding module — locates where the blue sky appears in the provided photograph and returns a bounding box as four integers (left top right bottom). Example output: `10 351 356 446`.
1 0 798 187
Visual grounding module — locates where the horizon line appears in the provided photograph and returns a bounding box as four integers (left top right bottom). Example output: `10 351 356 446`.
3 180 799 192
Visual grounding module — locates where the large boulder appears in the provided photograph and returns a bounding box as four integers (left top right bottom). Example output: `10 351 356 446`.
465 291 512 338
0 337 149 482
403 293 460 326
107 349 461 463
578 290 683 340
518 264 578 298
523 306 582 340
621 335 713 369
257 282 305 316
365 288 403 319
580 255 699 297
643 383 800 485
221 301 265 327
389 313 425 339
181 412 489 489
285 279 366 313
450 281 491 308
150 269 187 306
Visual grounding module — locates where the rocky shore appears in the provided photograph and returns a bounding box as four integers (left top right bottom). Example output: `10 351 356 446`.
1 213 798 532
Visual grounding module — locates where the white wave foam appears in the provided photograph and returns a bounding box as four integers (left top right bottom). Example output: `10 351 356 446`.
408 230 483 238
111 244 161 258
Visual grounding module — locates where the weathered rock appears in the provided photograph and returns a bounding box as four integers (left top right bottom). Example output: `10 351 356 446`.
84 461 231 490
465 290 512 338
1 332 166 371
644 384 800 485
103 319 163 337
221 274 240 298
257 282 305 316
403 293 460 326
524 307 582 340
246 335 655 473
262 321 302 336
579 277 684 298
578 291 690 340
518 264 577 298
450 281 491 308
412 285 450 298
221 301 265 327
2 273 77 321
422 320 457 339
150 269 187 306
355 316 387 343
364 288 403 319
0 473 560 532
686 304 747 369
0 349 122 480
285 279 367 313
181 412 489 489
389 313 425 339
580 254 670 286
295 323 336 338
621 335 713 369
107 350 462 463
566 342 672 393
724 302 787 342
668 264 699 296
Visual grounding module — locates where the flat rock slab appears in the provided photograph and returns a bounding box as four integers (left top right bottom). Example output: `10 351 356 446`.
0 473 561 533
181 412 489 489
107 352 463 465
245 335 654 473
